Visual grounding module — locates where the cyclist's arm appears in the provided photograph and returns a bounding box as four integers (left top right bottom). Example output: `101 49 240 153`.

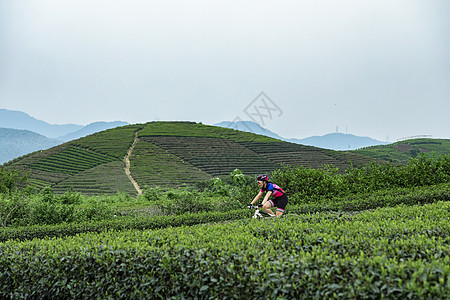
250 191 264 205
261 191 272 206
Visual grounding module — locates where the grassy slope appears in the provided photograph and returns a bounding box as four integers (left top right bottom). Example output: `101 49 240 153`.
352 138 450 163
4 122 374 195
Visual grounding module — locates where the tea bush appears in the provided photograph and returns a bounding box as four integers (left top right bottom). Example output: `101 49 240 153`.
0 167 27 194
0 187 120 227
271 154 450 204
2 201 450 299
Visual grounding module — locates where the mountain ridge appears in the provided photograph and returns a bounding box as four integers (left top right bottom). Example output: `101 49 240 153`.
0 108 129 139
0 109 83 138
56 121 129 142
214 121 388 150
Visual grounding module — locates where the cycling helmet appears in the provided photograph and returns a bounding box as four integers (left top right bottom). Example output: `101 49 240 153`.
257 174 269 182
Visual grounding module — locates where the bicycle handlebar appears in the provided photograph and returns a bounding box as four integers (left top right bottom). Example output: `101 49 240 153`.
248 204 263 209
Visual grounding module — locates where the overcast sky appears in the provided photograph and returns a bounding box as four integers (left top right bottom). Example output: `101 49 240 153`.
1 0 449 141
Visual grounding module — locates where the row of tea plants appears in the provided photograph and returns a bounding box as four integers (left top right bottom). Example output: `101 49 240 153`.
2 201 450 298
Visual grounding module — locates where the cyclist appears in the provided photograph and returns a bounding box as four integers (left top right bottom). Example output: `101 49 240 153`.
249 174 288 217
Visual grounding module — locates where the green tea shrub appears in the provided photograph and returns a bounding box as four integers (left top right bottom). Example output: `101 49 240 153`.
27 198 76 225
0 209 249 242
158 190 216 215
227 169 259 205
0 193 29 227
3 202 450 299
271 165 342 203
1 187 124 227
271 154 450 205
58 188 82 205
208 177 230 196
0 167 27 194
0 189 77 227
405 153 450 186
75 198 119 222
141 186 164 201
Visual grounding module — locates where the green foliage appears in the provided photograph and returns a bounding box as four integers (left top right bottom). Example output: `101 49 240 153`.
0 167 27 194
159 190 215 215
272 154 450 204
75 198 119 222
272 165 341 202
208 177 230 196
0 209 248 242
3 201 450 298
59 188 82 205
0 192 29 228
1 183 448 242
141 186 164 201
2 153 450 298
353 138 450 163
230 168 247 185
0 187 121 227
29 146 116 175
71 124 143 158
27 197 76 225
141 187 241 215
288 183 450 214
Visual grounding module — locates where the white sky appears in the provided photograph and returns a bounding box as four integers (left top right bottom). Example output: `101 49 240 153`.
1 0 449 141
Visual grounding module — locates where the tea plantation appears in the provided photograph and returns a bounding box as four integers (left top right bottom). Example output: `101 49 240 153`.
3 122 374 195
352 138 450 163
1 122 450 298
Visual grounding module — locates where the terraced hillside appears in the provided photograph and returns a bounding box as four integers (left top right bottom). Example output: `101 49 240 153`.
352 138 450 163
4 122 374 195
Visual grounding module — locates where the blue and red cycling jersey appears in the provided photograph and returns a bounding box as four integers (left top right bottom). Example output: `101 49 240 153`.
261 182 286 198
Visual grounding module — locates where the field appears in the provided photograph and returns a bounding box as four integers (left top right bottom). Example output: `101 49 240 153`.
1 150 450 298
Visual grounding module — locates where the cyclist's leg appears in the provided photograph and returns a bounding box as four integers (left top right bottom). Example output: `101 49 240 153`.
275 195 288 217
276 209 284 217
262 200 276 216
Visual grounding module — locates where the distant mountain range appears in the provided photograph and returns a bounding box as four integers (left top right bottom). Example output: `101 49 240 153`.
0 109 83 138
56 121 129 142
0 109 128 164
214 121 389 150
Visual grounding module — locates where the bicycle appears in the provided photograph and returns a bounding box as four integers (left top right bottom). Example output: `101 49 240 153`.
247 204 276 218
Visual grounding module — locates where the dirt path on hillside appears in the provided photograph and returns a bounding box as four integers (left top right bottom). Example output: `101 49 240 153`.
124 131 143 195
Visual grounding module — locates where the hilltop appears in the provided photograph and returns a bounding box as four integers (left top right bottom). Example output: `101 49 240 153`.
4 122 374 195
352 138 450 163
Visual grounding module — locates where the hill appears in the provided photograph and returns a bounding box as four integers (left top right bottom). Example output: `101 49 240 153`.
4 122 375 195
0 109 83 138
214 121 388 150
352 138 450 163
0 128 61 164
